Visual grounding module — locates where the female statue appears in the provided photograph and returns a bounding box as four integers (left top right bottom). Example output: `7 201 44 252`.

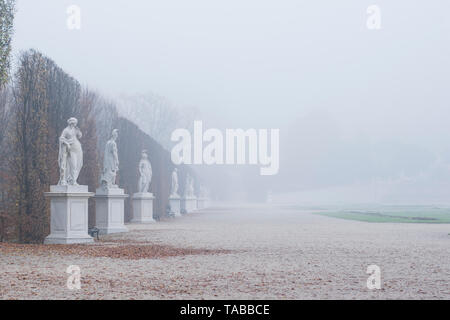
171 168 179 197
185 174 195 197
101 129 119 188
58 117 83 186
138 150 152 193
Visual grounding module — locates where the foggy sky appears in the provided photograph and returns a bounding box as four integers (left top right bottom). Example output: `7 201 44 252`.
11 0 450 202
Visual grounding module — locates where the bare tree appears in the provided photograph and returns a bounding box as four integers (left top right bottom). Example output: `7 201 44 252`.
9 50 51 243
115 93 199 150
0 86 11 241
0 85 10 150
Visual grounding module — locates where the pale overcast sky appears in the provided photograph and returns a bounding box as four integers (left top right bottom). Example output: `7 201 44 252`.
12 0 450 151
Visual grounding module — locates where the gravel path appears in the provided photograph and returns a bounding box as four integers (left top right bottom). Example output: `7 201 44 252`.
1 204 449 299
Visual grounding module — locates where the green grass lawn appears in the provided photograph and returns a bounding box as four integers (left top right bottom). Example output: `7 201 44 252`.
309 205 450 224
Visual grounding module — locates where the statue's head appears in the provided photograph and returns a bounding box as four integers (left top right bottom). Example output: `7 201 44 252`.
174 168 178 172
111 129 119 140
141 150 148 159
67 117 78 127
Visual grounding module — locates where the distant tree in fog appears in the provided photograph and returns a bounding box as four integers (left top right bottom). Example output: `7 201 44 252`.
115 93 198 150
92 94 118 149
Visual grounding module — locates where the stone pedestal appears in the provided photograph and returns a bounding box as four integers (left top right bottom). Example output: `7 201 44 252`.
131 192 155 223
44 185 94 244
197 197 206 210
181 196 197 213
193 197 198 211
169 195 181 217
95 187 129 235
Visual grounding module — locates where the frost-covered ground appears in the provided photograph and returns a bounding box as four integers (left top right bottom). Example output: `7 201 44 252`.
0 204 449 299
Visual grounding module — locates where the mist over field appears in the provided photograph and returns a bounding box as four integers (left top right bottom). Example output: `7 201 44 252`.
10 0 450 203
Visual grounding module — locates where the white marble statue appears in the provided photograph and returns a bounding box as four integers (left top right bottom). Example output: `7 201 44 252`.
170 168 179 197
138 150 152 193
58 117 83 186
101 129 119 188
186 174 195 197
190 177 195 197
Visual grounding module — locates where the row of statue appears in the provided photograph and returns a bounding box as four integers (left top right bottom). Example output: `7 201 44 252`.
44 117 210 243
57 117 201 197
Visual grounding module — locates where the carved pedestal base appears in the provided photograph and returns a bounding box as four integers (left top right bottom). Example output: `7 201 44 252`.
44 185 94 244
181 196 197 214
131 193 155 223
169 196 181 217
95 187 129 235
197 197 207 210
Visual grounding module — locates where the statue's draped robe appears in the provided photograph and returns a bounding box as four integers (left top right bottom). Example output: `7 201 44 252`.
101 139 119 186
138 159 152 193
58 127 83 185
189 179 194 197
171 171 179 196
186 176 194 197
